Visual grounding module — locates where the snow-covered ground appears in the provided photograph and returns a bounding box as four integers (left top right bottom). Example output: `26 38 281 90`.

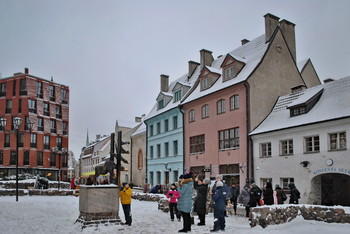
0 196 349 234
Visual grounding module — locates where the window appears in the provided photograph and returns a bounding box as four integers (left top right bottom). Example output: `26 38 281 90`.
10 151 16 165
224 67 235 81
138 150 143 169
0 83 6 96
217 99 226 114
37 152 43 166
56 137 62 149
149 172 154 186
13 80 16 96
329 132 346 150
44 103 50 116
173 140 178 156
201 105 209 119
280 139 293 155
219 127 240 150
230 95 240 110
20 79 27 95
38 118 44 131
157 171 161 185
165 142 169 157
50 120 56 133
189 109 195 123
44 136 50 149
158 99 164 110
0 150 3 164
56 105 62 119
190 134 205 154
305 136 320 153
24 151 30 165
150 146 154 159
260 142 272 158
5 134 10 147
50 153 56 167
201 77 210 90
61 89 68 104
174 90 182 102
157 122 161 135
149 125 154 137
18 133 24 147
49 85 55 101
28 99 36 113
6 100 12 113
291 106 306 117
164 119 169 132
260 178 272 188
157 144 161 158
63 122 68 135
18 99 22 113
30 133 37 147
281 178 294 189
36 82 43 98
62 153 67 167
173 116 178 129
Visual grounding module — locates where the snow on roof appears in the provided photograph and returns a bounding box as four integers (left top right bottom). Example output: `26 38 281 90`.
206 66 221 74
131 122 146 137
145 67 200 120
287 86 323 108
182 34 269 104
297 58 309 72
250 76 350 135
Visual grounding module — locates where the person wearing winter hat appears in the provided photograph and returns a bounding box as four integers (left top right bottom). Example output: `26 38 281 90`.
177 173 193 232
194 175 210 226
166 183 181 221
211 181 226 232
119 182 132 226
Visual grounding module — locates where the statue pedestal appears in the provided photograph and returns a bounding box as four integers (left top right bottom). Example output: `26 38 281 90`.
76 185 121 228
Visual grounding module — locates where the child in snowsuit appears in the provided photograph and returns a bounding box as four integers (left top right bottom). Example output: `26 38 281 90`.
211 181 227 232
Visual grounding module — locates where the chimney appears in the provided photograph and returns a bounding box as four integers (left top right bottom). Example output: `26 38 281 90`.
323 78 334 83
291 84 306 93
280 19 296 61
264 13 280 43
24 67 29 74
160 74 169 92
241 39 250 45
200 49 214 68
135 117 142 123
188 60 200 77
96 134 101 140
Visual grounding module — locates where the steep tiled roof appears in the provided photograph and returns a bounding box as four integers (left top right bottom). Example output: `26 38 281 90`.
250 76 350 135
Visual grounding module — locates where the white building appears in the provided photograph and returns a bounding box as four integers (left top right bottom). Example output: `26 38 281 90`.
67 151 76 181
250 76 350 206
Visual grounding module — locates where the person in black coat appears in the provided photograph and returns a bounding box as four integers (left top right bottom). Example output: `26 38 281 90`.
249 183 262 208
194 176 210 226
288 183 301 204
229 183 240 215
211 181 227 232
263 182 274 205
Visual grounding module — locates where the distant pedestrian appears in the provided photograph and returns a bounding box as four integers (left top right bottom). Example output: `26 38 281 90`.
274 184 286 204
263 182 274 205
249 184 262 208
211 175 230 217
194 175 210 226
288 183 301 204
120 182 132 226
166 183 181 222
85 175 93 185
210 181 226 232
177 173 193 233
239 184 250 217
229 183 240 215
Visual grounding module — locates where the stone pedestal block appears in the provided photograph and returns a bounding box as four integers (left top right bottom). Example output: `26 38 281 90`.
75 185 121 228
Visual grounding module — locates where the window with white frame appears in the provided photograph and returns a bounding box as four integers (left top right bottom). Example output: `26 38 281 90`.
224 66 235 81
164 119 169 132
157 122 161 134
174 90 182 102
230 95 239 110
281 178 294 189
217 99 226 114
260 142 271 158
28 99 36 113
201 77 210 90
173 116 178 129
189 109 195 123
149 125 153 137
219 127 239 150
190 134 205 154
329 132 346 150
305 135 320 153
280 139 293 156
201 104 209 119
158 99 164 110
173 140 178 156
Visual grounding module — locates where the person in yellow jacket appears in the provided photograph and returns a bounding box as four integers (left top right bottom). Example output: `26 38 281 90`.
119 182 132 225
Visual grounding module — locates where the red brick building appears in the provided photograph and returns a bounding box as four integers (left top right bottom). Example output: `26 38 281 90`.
0 68 69 181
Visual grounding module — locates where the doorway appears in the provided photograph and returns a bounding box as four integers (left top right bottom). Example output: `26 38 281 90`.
320 173 350 206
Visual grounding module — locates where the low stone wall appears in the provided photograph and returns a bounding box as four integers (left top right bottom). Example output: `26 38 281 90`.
132 193 164 202
0 181 70 189
250 205 350 228
0 189 74 196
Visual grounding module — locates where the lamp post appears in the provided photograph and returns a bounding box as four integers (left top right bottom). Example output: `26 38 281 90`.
60 148 68 191
52 146 60 190
0 116 34 202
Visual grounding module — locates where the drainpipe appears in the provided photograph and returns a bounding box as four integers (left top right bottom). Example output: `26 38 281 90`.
130 137 133 184
179 105 186 174
145 122 149 186
244 81 253 183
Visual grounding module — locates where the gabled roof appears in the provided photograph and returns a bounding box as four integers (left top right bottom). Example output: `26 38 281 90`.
287 86 323 108
172 81 191 92
250 76 350 135
156 91 173 100
220 54 246 67
297 58 310 73
181 34 269 104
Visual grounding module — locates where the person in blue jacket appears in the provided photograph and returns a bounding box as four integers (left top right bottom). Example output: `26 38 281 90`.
177 173 193 233
210 181 227 232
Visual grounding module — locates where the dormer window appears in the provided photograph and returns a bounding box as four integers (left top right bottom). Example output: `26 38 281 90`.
201 77 211 90
158 99 164 110
174 90 182 102
224 67 236 81
288 87 323 117
291 106 306 116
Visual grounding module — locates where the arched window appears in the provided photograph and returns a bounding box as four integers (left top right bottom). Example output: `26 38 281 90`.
201 104 209 119
189 109 195 122
138 149 143 170
217 99 226 114
230 95 240 110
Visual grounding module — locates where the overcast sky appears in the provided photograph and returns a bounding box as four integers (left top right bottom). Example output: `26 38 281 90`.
1 0 350 159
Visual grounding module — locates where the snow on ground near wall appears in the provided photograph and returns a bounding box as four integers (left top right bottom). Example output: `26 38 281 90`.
0 196 349 234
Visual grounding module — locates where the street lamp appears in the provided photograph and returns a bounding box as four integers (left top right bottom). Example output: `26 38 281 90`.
61 148 68 190
52 147 60 190
0 116 34 202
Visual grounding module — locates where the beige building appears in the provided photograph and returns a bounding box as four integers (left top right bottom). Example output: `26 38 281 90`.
130 120 146 188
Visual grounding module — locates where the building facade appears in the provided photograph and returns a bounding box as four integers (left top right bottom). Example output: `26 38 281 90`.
251 77 350 205
130 119 146 187
0 68 69 181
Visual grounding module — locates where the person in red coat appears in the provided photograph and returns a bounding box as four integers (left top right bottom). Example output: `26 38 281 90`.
166 183 181 221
